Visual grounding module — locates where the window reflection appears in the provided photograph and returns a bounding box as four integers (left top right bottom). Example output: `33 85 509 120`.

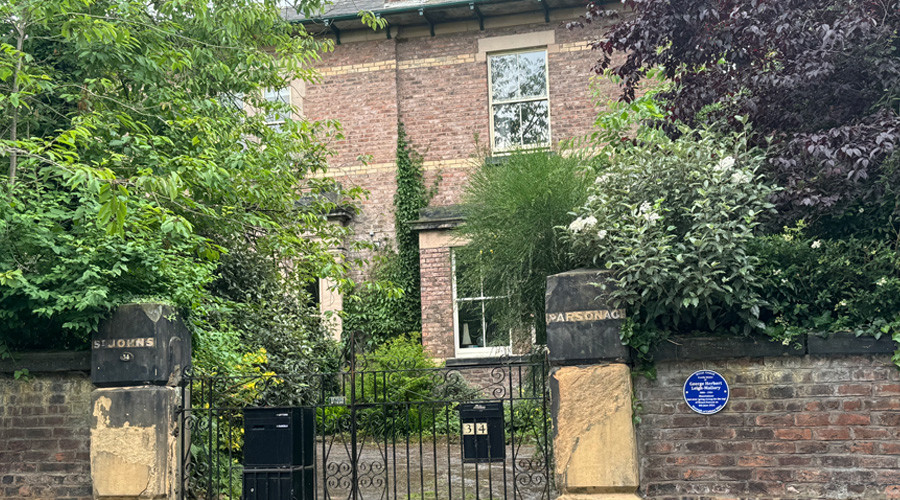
264 87 291 125
453 250 510 352
488 50 549 151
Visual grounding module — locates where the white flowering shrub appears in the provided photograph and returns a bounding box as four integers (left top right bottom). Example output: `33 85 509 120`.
565 126 778 354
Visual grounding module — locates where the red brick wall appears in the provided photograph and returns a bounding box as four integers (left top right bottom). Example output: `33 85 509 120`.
0 373 92 500
305 17 617 351
419 246 455 359
304 21 613 277
303 39 401 265
305 38 400 169
636 355 900 499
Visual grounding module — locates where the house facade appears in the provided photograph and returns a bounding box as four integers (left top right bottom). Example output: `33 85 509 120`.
288 0 620 361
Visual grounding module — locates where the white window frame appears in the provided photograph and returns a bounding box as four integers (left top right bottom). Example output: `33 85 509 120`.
451 249 511 358
487 48 551 154
222 92 245 114
263 86 292 127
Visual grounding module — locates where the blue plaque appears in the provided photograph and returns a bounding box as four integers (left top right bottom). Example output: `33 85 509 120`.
683 370 729 414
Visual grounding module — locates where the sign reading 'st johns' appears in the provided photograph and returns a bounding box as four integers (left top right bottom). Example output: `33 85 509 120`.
683 370 729 415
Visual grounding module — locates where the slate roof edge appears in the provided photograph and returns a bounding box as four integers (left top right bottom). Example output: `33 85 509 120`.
291 0 525 23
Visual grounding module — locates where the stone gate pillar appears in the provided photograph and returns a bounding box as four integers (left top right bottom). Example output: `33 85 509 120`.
545 269 640 499
90 303 191 499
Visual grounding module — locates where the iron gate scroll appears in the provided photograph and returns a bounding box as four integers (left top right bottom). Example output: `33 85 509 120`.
176 352 554 500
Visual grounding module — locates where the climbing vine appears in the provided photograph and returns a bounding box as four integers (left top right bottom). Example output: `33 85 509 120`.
344 123 435 345
394 123 433 325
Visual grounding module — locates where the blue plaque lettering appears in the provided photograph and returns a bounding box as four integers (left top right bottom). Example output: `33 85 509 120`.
683 370 729 415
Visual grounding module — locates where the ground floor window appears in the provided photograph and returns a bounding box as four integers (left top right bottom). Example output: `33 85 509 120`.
452 249 510 357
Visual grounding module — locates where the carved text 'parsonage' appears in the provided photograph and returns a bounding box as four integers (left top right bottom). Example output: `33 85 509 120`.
545 309 625 323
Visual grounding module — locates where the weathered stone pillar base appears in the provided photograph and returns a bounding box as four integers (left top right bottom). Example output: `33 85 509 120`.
551 364 639 498
91 386 179 499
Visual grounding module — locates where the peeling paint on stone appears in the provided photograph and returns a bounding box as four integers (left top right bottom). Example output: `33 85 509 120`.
141 303 163 323
90 387 178 499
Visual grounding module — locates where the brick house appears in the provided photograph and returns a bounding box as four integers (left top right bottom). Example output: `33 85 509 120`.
285 0 619 362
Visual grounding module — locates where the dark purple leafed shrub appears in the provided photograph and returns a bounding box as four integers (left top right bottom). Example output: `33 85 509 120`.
575 0 900 225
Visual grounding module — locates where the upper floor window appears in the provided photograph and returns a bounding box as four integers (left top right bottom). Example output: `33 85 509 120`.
264 86 292 127
488 50 549 152
223 93 244 114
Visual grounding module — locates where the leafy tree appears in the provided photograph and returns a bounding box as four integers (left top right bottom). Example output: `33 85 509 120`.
0 0 365 361
343 250 411 348
566 117 777 356
579 0 900 227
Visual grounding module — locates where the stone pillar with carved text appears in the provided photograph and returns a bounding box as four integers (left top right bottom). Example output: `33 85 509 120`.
90 303 190 500
545 269 640 499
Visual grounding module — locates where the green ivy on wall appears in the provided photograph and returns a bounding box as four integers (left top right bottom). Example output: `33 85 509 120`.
344 123 435 347
393 123 433 329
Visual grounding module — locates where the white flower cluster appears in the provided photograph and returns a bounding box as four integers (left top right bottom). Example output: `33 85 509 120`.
811 240 822 249
730 171 752 184
713 156 735 172
568 215 598 233
594 173 612 185
639 201 661 223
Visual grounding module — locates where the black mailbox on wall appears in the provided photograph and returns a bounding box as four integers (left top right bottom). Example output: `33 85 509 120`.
91 303 191 387
459 402 505 463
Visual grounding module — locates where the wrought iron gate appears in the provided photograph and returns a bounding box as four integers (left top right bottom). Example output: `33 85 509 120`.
176 345 554 500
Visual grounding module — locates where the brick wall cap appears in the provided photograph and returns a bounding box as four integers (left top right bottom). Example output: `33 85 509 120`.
650 332 898 362
0 351 90 373
807 330 897 355
651 335 804 362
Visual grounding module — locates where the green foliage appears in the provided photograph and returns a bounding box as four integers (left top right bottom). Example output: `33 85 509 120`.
566 119 778 356
456 151 591 343
752 223 900 345
206 243 341 397
343 250 410 348
188 348 276 498
348 333 477 436
393 123 431 332
0 0 367 355
360 332 435 374
344 124 432 346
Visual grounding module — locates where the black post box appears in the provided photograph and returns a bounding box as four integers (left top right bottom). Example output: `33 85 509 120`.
244 407 315 468
459 402 505 463
243 467 314 500
92 303 191 387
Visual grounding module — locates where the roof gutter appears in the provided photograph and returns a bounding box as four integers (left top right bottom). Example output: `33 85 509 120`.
290 0 543 25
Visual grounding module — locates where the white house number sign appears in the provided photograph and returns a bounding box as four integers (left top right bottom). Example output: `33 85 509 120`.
462 423 489 435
